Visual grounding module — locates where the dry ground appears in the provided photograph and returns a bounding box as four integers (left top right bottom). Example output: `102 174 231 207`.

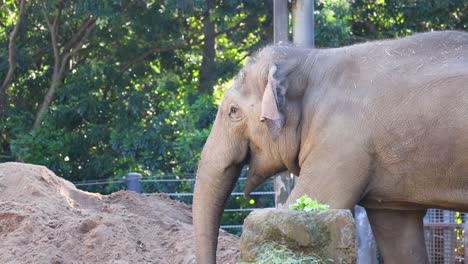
0 162 239 264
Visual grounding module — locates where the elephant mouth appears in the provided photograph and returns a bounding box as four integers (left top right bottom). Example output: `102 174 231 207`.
242 147 263 197
244 167 268 197
242 148 251 166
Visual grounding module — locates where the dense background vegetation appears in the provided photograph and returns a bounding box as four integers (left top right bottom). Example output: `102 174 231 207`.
1 0 467 193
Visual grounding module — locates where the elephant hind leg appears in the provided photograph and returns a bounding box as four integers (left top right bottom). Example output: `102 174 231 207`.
366 208 429 264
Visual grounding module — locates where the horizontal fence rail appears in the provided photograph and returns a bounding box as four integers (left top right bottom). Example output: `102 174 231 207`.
220 225 244 230
164 191 275 197
73 175 272 231
74 180 124 186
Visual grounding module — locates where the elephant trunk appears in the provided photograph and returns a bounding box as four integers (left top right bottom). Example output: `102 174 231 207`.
192 121 246 263
193 165 241 263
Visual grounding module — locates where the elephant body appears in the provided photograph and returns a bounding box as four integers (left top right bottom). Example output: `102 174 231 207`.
291 31 468 211
193 31 468 263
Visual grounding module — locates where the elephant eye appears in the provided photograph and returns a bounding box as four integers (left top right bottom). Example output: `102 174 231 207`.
228 105 242 121
230 106 238 114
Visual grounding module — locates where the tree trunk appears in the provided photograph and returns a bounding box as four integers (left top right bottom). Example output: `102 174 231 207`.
0 0 27 114
198 0 216 95
33 6 96 129
33 72 60 128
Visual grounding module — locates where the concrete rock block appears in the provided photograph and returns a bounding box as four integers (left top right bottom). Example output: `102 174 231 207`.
239 209 356 263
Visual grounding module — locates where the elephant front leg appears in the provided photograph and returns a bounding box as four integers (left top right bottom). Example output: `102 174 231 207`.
366 209 429 264
286 144 372 209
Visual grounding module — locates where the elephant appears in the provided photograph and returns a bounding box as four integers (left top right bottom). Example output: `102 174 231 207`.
192 31 468 264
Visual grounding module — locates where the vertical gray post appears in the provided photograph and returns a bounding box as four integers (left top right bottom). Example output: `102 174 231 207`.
274 0 289 43
355 206 379 264
292 0 315 48
126 172 142 193
274 171 292 208
273 0 291 208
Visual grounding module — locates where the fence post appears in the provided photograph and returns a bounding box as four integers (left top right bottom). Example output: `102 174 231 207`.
292 0 315 48
274 0 289 43
274 171 292 208
126 172 142 193
355 206 378 264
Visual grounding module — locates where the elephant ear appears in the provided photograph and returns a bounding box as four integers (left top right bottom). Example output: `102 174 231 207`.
260 64 288 139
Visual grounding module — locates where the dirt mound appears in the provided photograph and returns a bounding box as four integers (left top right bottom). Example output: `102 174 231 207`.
0 162 239 264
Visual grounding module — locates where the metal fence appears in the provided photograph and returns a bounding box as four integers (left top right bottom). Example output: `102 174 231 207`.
74 173 275 233
424 209 467 263
74 173 466 263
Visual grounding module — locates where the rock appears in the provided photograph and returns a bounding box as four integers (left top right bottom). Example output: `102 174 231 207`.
239 209 357 263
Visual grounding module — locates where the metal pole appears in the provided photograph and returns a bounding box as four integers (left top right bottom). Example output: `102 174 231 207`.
273 0 291 208
355 206 379 264
274 0 289 43
292 0 314 47
274 171 292 208
126 172 142 193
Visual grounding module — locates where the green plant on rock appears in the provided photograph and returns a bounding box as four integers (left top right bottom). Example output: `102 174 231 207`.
254 242 332 264
289 195 330 211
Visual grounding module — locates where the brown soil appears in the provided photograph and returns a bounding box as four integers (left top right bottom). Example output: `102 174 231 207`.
0 162 239 264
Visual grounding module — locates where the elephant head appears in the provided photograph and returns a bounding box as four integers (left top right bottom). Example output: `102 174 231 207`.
193 45 312 263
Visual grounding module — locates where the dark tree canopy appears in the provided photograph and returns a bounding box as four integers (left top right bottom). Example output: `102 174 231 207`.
0 0 466 183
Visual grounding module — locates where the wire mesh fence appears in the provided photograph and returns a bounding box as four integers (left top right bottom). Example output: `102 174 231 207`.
73 174 466 262
74 173 275 236
424 209 466 263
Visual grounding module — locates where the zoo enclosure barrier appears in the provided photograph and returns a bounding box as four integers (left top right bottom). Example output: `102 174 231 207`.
74 172 275 233
74 172 467 264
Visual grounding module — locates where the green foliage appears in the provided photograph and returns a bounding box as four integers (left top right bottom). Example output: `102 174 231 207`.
0 0 269 182
454 212 465 256
351 0 468 40
1 0 467 188
252 242 332 264
289 195 330 211
11 123 73 177
315 0 352 47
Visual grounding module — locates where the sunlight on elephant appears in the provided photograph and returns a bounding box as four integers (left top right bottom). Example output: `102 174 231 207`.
192 31 468 264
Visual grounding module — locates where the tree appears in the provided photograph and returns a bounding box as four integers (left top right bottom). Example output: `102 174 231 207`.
0 0 273 181
0 0 466 183
199 0 216 95
351 0 468 40
33 0 98 128
0 0 26 114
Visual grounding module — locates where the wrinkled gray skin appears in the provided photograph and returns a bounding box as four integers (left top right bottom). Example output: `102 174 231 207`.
192 31 468 264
